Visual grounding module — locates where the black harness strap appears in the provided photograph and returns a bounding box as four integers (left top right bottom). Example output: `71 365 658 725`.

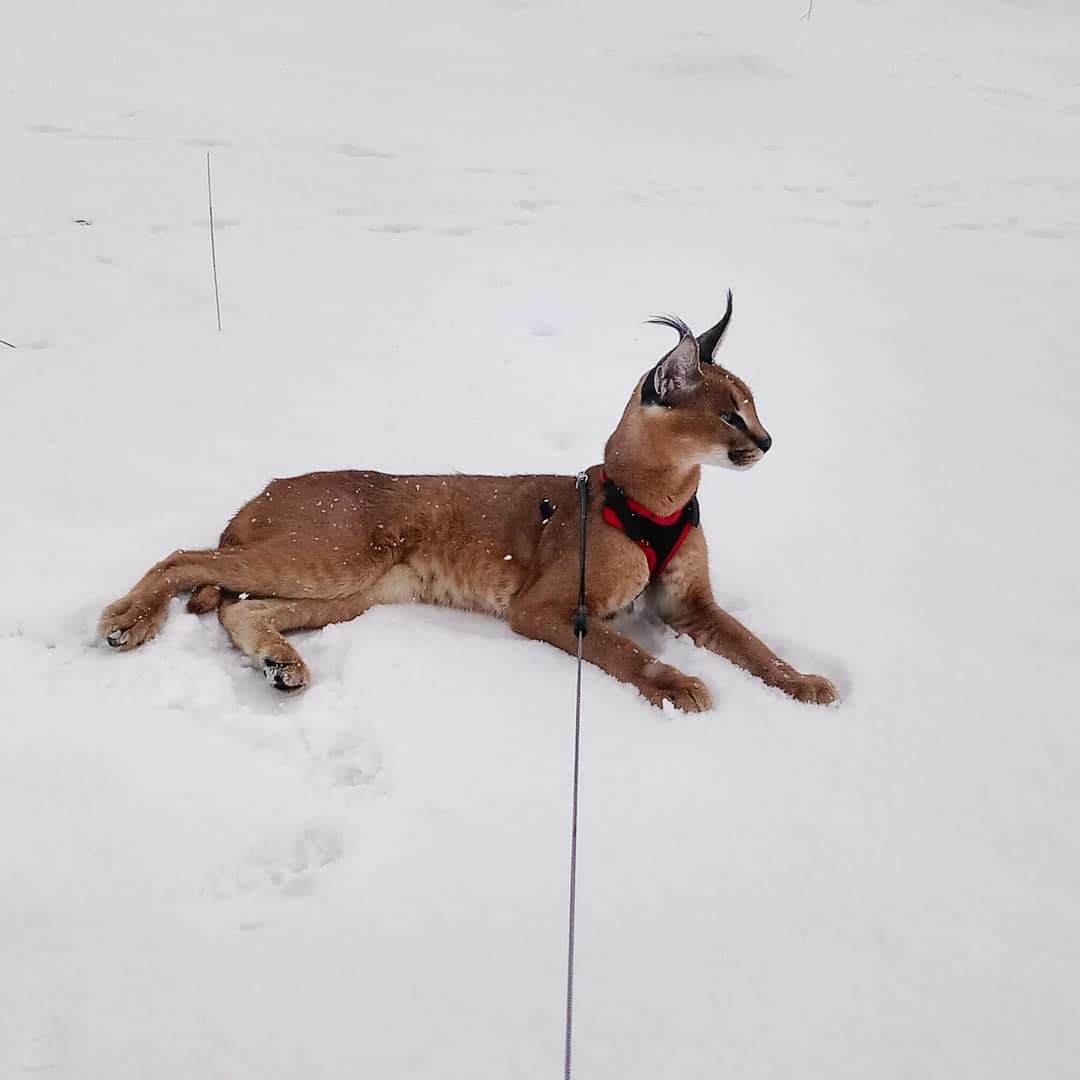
601 472 700 580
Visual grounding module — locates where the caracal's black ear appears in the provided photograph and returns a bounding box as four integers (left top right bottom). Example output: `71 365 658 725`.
696 289 734 365
642 315 702 407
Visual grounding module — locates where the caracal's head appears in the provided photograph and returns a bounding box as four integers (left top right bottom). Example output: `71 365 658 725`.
636 292 771 470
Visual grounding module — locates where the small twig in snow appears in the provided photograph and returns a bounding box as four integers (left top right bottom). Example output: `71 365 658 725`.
0 338 15 349
207 152 222 332
801 0 814 19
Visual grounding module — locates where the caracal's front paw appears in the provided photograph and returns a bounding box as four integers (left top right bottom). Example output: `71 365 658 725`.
640 662 712 712
260 649 310 693
98 596 168 651
782 672 839 706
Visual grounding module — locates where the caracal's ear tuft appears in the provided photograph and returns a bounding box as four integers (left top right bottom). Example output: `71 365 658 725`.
696 289 734 365
643 315 701 406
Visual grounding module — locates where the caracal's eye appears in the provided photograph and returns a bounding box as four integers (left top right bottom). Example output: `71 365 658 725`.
721 412 746 430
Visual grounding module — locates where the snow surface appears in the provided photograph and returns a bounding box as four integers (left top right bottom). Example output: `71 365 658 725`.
2 0 1079 1076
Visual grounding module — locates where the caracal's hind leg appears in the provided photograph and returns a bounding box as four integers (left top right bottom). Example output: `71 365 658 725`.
99 544 314 650
187 584 224 614
187 519 245 614
218 595 375 691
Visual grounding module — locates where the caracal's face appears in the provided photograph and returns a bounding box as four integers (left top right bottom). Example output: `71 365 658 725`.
692 365 772 470
645 359 773 471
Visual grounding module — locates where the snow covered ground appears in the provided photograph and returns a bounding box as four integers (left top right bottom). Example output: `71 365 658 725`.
2 0 1079 1075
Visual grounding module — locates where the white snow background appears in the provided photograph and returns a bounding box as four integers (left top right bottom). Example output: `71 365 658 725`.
2 0 1078 1076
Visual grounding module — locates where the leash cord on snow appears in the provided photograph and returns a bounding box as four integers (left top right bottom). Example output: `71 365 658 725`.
564 470 589 1080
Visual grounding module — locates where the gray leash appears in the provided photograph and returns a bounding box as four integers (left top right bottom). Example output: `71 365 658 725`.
564 470 590 1080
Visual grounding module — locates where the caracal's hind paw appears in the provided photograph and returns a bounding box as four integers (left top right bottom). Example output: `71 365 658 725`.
98 597 168 651
260 652 310 693
187 584 223 614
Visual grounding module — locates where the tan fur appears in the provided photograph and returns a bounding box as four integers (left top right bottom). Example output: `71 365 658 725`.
99 306 837 710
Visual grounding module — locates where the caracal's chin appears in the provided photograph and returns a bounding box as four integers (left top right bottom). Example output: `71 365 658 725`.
700 449 761 470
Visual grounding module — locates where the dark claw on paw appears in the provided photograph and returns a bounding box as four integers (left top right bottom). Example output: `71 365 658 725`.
106 630 127 648
262 658 302 692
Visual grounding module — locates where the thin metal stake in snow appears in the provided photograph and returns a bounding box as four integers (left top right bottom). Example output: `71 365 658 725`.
206 152 222 331
564 470 590 1080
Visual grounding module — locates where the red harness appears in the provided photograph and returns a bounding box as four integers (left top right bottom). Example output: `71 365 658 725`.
599 470 700 580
